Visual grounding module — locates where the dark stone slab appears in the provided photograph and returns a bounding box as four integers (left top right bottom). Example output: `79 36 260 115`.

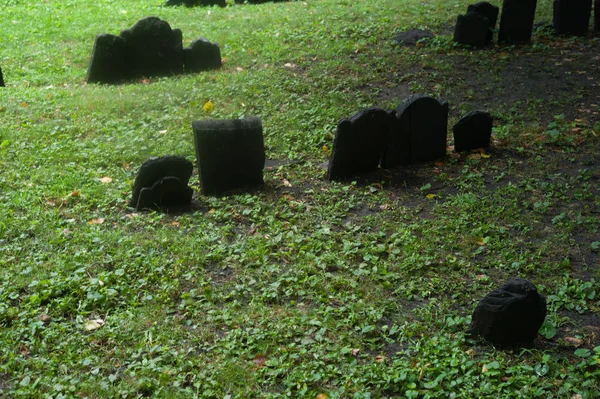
184 38 222 73
0 66 4 87
86 34 126 84
383 95 448 167
130 156 193 211
467 2 500 43
498 0 538 43
453 110 493 152
120 16 184 79
467 279 547 346
327 108 392 180
166 0 225 6
553 0 592 36
192 117 265 196
394 29 435 46
454 12 490 48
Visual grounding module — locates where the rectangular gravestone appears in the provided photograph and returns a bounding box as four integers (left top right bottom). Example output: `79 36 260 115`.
499 0 538 43
454 12 490 48
327 108 391 180
192 117 265 196
467 2 499 44
453 110 493 152
553 0 593 36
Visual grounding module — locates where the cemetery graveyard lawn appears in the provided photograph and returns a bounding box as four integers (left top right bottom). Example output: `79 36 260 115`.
1 0 599 397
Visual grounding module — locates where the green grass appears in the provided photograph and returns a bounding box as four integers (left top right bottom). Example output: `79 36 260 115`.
1 0 599 397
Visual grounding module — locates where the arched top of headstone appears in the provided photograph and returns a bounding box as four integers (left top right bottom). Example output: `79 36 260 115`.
395 94 448 116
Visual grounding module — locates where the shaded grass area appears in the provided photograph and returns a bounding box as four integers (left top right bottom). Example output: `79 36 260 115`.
1 0 599 397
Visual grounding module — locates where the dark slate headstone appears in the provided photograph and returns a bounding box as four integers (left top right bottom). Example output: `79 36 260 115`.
453 110 493 152
183 38 222 73
327 108 392 180
130 156 193 211
394 29 435 46
86 34 126 84
383 95 448 168
498 0 538 43
553 0 592 36
467 2 500 43
454 12 490 48
0 66 4 87
467 279 547 346
192 117 265 196
120 16 184 79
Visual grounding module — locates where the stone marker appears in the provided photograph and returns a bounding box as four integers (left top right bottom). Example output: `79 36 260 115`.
192 117 265 195
467 2 500 43
553 0 593 36
0 66 4 87
453 110 493 152
121 16 184 79
166 0 226 6
394 29 435 46
184 38 222 73
467 279 547 346
454 12 490 48
86 34 126 84
498 0 538 43
327 108 391 181
130 156 193 211
383 95 448 168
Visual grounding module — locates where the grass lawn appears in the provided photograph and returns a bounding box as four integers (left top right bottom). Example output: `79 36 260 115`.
1 0 599 397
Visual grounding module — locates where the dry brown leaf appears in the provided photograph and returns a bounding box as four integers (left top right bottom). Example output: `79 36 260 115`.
69 190 80 197
253 353 267 369
19 344 29 356
282 179 292 187
352 348 360 357
85 319 105 331
564 337 584 347
375 355 387 363
99 176 113 184
40 314 51 323
89 218 105 225
316 394 327 399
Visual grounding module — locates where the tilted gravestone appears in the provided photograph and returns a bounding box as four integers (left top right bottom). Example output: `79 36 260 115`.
192 117 265 195
0 66 4 87
553 0 592 36
453 110 493 152
454 12 490 48
467 2 499 44
130 156 193 211
498 0 538 43
184 38 222 73
383 95 448 168
166 0 226 6
86 34 126 84
467 279 547 346
327 108 392 181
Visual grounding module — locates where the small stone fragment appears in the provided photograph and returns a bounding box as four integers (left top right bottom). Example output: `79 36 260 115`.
184 38 222 73
453 110 493 152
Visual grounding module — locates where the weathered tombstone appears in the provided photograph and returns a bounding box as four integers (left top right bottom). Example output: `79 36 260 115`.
467 279 547 346
86 34 126 84
383 95 448 168
454 12 490 48
0 66 4 87
394 29 435 46
453 110 493 152
327 108 391 180
192 117 265 195
120 16 184 79
498 0 538 43
130 156 193 211
553 0 592 36
467 2 500 43
183 38 222 73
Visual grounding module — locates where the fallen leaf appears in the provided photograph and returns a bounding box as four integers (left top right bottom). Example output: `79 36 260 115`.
253 353 267 369
352 348 360 357
89 218 105 225
375 355 387 363
481 153 491 159
481 363 488 373
171 221 180 227
19 344 29 356
99 176 112 184
203 100 214 113
465 349 476 357
235 67 244 72
316 394 327 399
40 314 51 323
564 337 584 346
69 190 80 197
85 319 105 331
284 63 297 68
121 161 130 170
21 102 28 108
282 179 292 187
426 193 437 199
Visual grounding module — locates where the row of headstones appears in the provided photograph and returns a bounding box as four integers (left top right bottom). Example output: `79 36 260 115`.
87 17 221 84
166 0 287 5
454 0 600 48
327 95 493 181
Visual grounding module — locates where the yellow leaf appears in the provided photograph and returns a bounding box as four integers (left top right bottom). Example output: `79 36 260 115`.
203 100 214 113
481 153 491 159
84 319 104 331
426 193 437 199
316 394 327 399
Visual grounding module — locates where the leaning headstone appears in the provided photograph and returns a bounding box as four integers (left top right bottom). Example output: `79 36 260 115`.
467 279 547 346
383 95 448 168
121 16 184 79
394 29 435 46
498 0 538 43
453 110 493 152
327 108 391 180
192 117 265 195
454 12 490 48
183 38 222 73
0 66 4 87
553 0 592 36
130 156 193 211
86 34 126 84
467 2 500 43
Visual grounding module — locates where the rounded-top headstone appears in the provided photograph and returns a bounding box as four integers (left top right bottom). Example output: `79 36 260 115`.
453 110 493 152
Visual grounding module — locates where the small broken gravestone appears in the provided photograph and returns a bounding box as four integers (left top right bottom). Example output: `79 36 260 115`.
454 12 490 48
183 38 222 73
393 29 435 46
467 1 499 44
0 66 4 87
498 0 538 43
452 110 493 152
382 95 449 168
327 108 392 181
86 34 126 84
467 278 547 346
553 0 593 36
192 117 265 196
130 156 193 211
166 0 226 6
